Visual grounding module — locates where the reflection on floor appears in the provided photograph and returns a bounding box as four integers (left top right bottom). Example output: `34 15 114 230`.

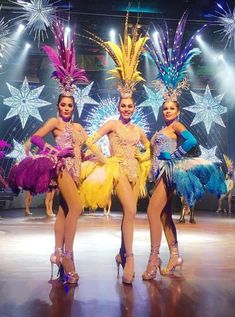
0 209 234 317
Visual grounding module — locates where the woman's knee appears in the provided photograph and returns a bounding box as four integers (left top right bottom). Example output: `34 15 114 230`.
123 206 136 220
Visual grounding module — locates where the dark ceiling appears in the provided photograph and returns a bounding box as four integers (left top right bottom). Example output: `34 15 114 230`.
2 0 235 22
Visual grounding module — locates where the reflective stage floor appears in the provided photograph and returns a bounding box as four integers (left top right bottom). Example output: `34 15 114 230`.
0 210 234 317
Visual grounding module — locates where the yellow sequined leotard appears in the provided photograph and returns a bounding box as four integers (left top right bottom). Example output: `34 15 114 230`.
79 121 147 209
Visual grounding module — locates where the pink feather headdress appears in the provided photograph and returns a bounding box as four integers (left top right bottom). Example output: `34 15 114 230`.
43 19 88 95
0 139 11 160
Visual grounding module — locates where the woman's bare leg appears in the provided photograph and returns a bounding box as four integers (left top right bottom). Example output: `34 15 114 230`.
57 170 83 272
45 191 54 216
216 194 225 212
160 191 183 275
118 179 139 266
115 177 139 282
142 178 168 279
54 205 65 250
161 199 177 248
228 192 232 213
25 191 32 216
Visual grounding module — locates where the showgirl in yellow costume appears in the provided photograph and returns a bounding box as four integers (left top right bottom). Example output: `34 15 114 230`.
80 14 149 284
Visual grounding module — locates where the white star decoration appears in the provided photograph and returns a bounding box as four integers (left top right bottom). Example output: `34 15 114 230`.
199 145 221 163
12 0 59 44
214 3 235 48
73 82 99 117
138 85 164 121
6 140 27 162
184 85 226 134
3 77 51 129
0 11 15 63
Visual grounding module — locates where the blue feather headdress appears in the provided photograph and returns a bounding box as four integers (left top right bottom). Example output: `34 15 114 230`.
146 10 207 101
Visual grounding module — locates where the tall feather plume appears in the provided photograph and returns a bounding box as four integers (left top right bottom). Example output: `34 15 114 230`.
43 19 88 95
146 11 207 101
223 154 234 174
83 13 148 97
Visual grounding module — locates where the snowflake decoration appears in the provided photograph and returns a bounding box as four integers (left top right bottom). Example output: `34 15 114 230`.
0 11 15 63
199 145 221 163
12 0 60 44
6 139 28 162
84 97 150 156
73 82 99 117
184 85 226 135
138 85 164 121
214 3 235 48
3 77 51 128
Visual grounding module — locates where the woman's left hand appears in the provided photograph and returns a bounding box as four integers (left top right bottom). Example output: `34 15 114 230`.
57 147 75 159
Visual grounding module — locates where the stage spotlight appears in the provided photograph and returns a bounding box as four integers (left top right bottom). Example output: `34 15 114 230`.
216 3 224 10
18 24 25 32
65 26 71 33
218 54 224 61
196 35 201 41
25 43 31 50
64 27 71 46
110 29 115 42
11 23 25 43
153 31 158 42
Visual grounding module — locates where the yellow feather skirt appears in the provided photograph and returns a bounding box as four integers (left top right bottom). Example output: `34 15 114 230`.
79 158 151 210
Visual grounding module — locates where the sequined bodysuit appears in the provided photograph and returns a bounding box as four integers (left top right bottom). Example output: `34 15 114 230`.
151 130 177 178
56 123 86 181
108 123 140 183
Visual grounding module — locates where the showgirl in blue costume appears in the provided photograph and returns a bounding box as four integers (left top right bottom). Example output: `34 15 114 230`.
142 11 226 280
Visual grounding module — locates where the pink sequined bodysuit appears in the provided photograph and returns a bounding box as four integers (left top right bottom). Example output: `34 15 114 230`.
108 123 140 183
56 123 86 181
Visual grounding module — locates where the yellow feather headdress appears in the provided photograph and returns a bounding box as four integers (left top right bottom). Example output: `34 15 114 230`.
223 154 234 174
84 13 148 98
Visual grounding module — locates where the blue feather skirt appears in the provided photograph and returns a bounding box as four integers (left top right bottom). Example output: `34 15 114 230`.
152 157 226 207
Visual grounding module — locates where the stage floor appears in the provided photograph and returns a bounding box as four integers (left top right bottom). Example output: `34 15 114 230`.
0 210 234 317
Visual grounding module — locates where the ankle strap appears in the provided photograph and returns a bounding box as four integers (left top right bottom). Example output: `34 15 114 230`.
150 245 160 255
64 251 74 259
55 247 63 254
124 253 133 258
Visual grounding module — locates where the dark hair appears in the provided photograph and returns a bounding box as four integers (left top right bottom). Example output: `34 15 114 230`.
56 94 75 107
162 100 180 110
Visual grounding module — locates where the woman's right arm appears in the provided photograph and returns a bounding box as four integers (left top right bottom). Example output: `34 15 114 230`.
31 118 58 152
32 118 58 138
85 120 115 163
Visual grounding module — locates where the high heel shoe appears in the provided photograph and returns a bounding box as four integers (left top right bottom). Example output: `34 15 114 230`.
162 245 183 275
50 247 63 280
142 254 162 280
122 253 134 285
46 212 56 217
24 210 32 216
115 253 135 278
115 253 123 277
60 251 79 284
